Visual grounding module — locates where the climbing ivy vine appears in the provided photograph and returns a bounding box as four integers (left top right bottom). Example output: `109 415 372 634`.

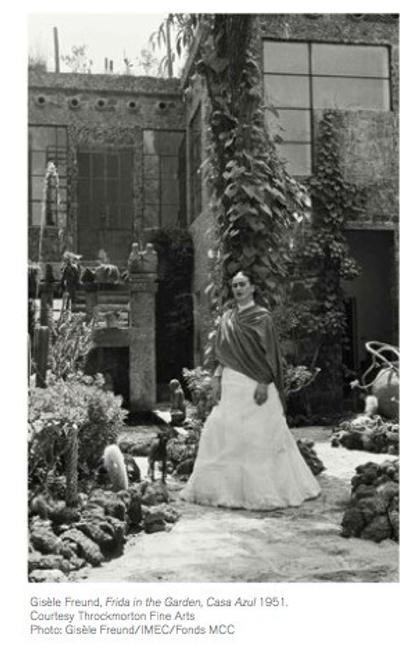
278 111 365 369
153 14 309 316
153 17 363 382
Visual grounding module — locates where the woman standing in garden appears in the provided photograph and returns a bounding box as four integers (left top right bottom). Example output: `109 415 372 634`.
180 270 321 510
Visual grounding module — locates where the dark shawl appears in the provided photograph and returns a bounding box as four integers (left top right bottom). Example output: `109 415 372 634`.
215 304 286 411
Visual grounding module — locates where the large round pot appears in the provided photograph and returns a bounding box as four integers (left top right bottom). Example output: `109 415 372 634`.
371 367 399 419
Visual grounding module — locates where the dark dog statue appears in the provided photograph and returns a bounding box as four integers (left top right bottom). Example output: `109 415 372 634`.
148 430 170 483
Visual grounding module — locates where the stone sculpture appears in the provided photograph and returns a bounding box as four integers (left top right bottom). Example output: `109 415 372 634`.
169 379 186 425
128 242 158 274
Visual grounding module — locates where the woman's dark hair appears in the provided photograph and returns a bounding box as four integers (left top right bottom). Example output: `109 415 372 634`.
230 269 256 289
229 269 270 308
231 269 255 285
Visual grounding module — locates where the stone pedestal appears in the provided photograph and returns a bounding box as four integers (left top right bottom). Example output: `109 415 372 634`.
128 272 158 413
40 283 54 326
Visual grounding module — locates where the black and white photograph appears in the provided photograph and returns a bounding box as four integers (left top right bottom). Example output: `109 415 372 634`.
3 3 403 647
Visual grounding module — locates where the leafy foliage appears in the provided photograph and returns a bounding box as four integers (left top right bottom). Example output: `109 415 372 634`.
28 372 127 488
135 48 163 77
152 14 309 320
61 44 93 74
284 112 364 364
182 366 214 422
49 310 94 380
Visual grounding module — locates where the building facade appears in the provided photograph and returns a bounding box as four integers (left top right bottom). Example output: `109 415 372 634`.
28 13 399 410
184 14 399 405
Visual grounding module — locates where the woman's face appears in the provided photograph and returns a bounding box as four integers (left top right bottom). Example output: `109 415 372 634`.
231 272 255 305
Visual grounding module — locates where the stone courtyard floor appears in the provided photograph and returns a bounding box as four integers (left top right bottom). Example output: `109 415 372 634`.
75 425 399 583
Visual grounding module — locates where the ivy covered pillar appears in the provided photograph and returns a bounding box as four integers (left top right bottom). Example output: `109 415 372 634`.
128 244 158 413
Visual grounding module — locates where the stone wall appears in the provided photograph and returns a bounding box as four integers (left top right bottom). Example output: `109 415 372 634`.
335 112 398 224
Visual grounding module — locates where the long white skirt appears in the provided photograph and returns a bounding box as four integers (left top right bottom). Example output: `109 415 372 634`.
180 367 321 510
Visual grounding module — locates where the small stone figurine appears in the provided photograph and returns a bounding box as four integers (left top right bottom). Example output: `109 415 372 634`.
169 379 186 426
128 242 158 274
128 243 141 274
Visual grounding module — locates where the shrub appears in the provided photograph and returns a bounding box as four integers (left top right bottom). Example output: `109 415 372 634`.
28 372 127 488
284 364 320 396
50 311 94 380
182 367 214 422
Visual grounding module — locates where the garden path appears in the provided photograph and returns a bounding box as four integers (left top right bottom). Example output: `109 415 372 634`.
75 426 398 583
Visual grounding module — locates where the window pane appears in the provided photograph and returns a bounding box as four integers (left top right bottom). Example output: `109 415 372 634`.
161 204 178 228
161 156 178 179
143 130 184 155
93 179 106 201
144 178 160 205
120 151 133 179
106 179 119 203
144 204 159 229
31 203 43 226
154 131 184 155
312 44 389 78
313 77 390 110
78 152 90 177
265 109 311 142
32 177 45 201
31 151 46 174
263 41 309 74
264 75 310 108
93 154 105 178
55 161 67 176
107 155 119 177
276 143 311 176
144 155 159 178
29 126 56 149
143 130 155 154
161 179 179 205
119 175 133 201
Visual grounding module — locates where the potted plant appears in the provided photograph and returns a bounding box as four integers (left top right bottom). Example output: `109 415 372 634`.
94 249 121 286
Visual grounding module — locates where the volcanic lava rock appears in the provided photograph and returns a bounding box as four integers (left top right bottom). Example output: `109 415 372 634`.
28 551 71 574
141 482 170 506
297 439 325 476
29 569 66 583
60 529 103 566
341 459 399 543
30 522 63 555
332 416 399 454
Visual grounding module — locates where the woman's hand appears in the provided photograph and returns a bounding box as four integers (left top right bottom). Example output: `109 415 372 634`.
254 382 269 406
211 376 222 404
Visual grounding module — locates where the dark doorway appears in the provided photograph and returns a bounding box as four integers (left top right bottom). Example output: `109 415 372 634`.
85 347 129 407
151 229 194 401
342 229 397 374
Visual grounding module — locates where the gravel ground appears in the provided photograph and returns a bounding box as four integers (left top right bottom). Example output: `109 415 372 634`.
76 425 398 583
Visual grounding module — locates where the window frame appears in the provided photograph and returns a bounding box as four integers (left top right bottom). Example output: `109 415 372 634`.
142 128 186 230
262 40 392 176
28 124 68 227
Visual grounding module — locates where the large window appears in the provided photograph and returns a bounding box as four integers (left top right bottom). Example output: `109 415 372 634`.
143 130 186 230
263 41 390 175
77 149 133 260
28 125 68 226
